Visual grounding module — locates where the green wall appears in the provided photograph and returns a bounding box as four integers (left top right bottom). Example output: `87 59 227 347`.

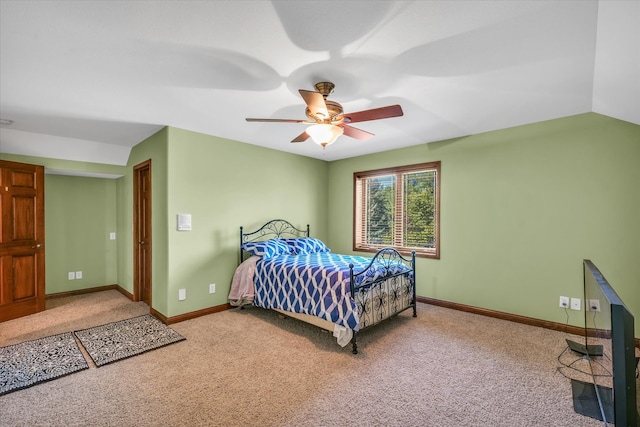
327 113 640 333
163 127 328 316
121 127 329 317
0 153 123 295
2 129 329 319
3 113 638 336
118 127 170 314
44 175 118 293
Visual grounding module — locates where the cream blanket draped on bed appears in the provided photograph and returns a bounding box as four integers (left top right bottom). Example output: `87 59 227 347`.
228 256 259 306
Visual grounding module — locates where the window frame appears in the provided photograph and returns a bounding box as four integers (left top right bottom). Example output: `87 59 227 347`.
353 161 441 259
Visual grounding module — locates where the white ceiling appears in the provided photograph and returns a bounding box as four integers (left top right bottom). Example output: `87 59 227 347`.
1 1 639 165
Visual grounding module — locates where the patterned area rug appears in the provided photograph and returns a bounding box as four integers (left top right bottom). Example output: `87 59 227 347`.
0 332 89 396
74 314 186 367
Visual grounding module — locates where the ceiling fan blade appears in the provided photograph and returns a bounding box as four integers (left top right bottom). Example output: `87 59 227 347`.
299 89 328 119
342 104 403 123
246 118 306 123
342 124 374 141
291 131 310 143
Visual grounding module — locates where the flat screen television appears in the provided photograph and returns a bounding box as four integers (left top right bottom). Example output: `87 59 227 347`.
570 259 638 426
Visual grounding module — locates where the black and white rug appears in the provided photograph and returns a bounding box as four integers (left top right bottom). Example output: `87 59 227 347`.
74 314 186 367
0 332 89 396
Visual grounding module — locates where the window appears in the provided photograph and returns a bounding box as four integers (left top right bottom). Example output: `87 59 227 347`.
354 161 440 259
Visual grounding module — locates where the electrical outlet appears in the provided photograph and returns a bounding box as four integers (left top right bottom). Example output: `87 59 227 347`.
559 296 569 308
75 271 82 280
588 299 601 312
178 288 186 301
109 232 116 240
68 272 75 280
209 283 216 294
570 297 581 311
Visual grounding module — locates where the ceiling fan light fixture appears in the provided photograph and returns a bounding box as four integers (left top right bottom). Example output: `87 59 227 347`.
307 124 343 148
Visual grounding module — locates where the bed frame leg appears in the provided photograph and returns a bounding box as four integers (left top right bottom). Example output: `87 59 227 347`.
351 333 358 354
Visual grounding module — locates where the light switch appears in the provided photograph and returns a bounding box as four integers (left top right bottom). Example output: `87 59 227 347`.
177 214 192 231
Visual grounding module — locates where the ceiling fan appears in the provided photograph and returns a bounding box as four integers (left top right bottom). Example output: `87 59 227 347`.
246 82 403 148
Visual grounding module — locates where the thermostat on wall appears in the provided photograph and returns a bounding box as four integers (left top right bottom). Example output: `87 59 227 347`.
177 214 192 231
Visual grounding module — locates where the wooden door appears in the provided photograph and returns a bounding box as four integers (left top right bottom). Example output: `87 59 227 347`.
134 160 152 306
0 160 45 322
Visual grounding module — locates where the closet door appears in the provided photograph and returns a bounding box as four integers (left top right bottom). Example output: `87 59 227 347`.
0 160 45 322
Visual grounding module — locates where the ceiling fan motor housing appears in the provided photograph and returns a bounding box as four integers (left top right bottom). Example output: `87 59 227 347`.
306 100 344 124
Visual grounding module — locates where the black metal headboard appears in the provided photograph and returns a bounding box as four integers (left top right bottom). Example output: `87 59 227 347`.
239 219 309 264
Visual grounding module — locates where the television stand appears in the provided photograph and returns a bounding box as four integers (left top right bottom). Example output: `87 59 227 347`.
566 339 603 357
571 379 614 423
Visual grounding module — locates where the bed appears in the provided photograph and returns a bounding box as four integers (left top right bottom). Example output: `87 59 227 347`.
229 219 416 354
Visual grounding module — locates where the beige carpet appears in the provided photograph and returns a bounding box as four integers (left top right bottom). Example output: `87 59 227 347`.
0 290 635 426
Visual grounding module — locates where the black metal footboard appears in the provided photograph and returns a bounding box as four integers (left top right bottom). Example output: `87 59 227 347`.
349 248 416 354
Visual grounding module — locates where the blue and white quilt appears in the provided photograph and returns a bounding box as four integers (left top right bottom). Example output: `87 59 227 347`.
252 252 410 331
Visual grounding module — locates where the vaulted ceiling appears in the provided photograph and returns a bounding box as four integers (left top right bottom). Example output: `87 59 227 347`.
1 1 638 165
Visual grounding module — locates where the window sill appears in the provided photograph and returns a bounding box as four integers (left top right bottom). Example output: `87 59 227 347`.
353 246 439 260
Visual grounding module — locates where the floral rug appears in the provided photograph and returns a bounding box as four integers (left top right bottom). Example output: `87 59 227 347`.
1 314 185 395
73 314 186 367
0 332 89 396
